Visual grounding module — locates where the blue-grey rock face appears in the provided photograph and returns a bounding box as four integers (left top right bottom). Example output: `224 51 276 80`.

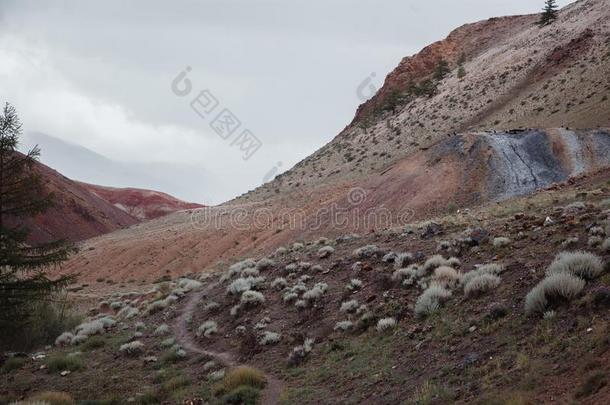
482 129 610 200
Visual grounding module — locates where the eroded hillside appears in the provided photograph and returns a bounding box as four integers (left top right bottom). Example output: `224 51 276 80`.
58 129 610 282
5 169 610 404
243 0 610 202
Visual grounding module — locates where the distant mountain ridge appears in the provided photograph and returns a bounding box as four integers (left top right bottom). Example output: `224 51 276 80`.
13 150 205 244
79 182 204 220
12 154 139 245
20 131 211 204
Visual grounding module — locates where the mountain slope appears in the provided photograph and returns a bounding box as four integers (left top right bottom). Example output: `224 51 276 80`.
79 182 204 220
244 0 610 202
59 128 610 282
57 0 610 282
12 156 139 245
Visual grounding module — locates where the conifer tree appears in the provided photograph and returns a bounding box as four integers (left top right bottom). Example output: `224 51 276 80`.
539 0 559 27
0 103 75 336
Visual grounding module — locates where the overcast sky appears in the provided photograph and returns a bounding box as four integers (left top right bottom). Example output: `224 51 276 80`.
0 0 574 204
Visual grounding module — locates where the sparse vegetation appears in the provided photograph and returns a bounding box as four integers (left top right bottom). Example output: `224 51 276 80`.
493 237 511 248
394 252 413 269
119 341 145 356
415 285 452 317
197 320 219 338
46 355 84 373
222 366 266 393
1 356 26 373
334 320 354 332
432 266 461 289
461 263 504 287
28 391 75 405
154 324 170 336
340 299 359 313
241 290 266 306
217 385 260 405
546 251 604 279
376 317 397 332
346 279 363 291
464 274 501 297
259 331 281 346
81 335 106 351
288 338 314 366
271 277 288 290
352 245 379 259
525 272 585 315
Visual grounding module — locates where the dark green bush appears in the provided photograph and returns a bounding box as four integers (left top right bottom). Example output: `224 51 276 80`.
46 355 84 373
81 336 106 351
0 297 82 351
216 386 260 405
1 356 26 373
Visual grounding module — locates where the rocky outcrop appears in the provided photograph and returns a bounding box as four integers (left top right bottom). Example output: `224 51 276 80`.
481 129 610 200
352 14 534 124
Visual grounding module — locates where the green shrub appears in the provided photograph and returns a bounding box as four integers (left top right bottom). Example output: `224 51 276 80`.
161 375 191 392
216 385 260 405
46 355 84 373
81 335 106 351
0 297 82 351
574 371 607 398
1 356 26 373
136 391 162 405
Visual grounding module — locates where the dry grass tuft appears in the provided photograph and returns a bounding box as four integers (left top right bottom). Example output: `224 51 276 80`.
546 251 604 280
29 391 74 405
414 285 452 317
222 366 267 393
433 266 461 289
525 272 585 315
464 274 501 297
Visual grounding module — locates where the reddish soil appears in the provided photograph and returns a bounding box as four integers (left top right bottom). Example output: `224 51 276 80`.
80 182 204 221
11 156 139 245
56 130 610 284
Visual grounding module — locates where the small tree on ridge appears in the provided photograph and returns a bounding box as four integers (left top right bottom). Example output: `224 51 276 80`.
539 0 559 27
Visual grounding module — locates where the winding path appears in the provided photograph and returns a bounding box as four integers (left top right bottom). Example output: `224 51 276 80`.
172 284 285 404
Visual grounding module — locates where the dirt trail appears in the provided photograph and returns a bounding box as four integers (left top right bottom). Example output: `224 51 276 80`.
172 284 285 405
